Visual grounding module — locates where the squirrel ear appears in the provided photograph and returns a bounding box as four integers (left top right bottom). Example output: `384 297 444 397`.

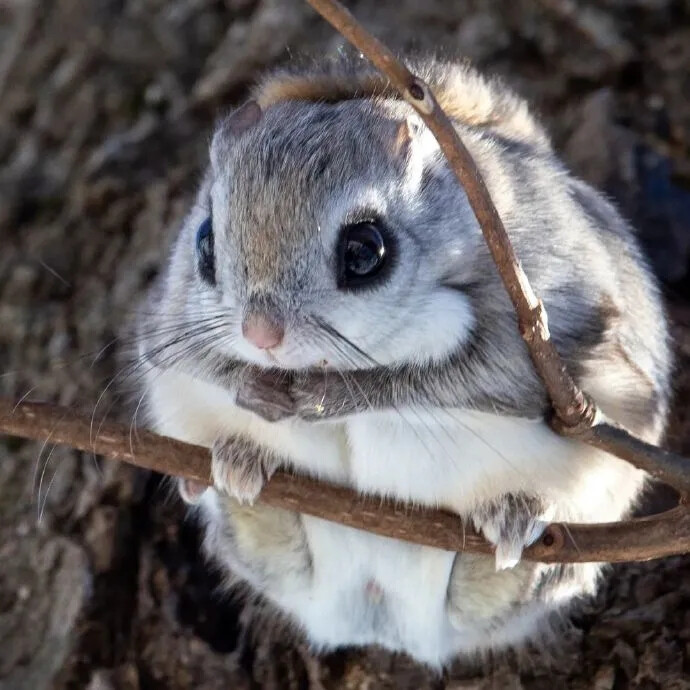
225 100 263 136
211 100 263 167
389 116 424 158
391 119 412 157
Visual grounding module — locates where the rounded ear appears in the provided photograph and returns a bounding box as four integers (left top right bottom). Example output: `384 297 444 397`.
223 100 263 136
388 115 424 158
210 100 263 169
389 118 412 158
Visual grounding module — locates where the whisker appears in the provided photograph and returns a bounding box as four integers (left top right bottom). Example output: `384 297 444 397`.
36 258 70 287
333 370 361 418
89 318 230 446
39 448 62 524
32 413 67 520
0 312 232 398
32 418 61 503
309 319 453 461
115 319 231 386
560 521 581 555
129 390 148 454
313 316 379 367
13 385 39 412
309 315 529 477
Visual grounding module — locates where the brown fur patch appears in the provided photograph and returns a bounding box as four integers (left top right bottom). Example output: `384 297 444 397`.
254 73 390 109
599 293 622 326
254 71 509 130
578 295 661 435
391 119 411 157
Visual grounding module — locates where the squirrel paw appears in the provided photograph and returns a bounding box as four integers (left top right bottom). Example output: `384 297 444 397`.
290 372 363 421
471 495 551 571
235 370 295 422
177 477 209 505
211 436 276 505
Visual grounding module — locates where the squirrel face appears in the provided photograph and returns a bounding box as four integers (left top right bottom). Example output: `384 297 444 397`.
193 98 477 371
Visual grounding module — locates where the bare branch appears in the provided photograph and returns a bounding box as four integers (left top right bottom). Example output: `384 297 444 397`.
2 397 690 564
554 416 690 496
303 0 690 499
2 0 689 571
304 0 593 430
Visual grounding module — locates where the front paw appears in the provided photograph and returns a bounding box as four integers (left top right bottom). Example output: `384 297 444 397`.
290 380 328 421
290 372 360 421
235 369 295 422
177 477 209 505
471 495 552 571
211 436 277 505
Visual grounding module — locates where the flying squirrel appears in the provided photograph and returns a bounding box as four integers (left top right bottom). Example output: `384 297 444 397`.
132 56 671 666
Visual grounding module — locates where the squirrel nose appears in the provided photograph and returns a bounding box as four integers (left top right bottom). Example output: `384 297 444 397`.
242 313 285 350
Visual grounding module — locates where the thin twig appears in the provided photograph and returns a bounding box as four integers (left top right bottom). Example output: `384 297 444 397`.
304 0 593 430
303 0 690 498
2 398 690 564
2 0 690 569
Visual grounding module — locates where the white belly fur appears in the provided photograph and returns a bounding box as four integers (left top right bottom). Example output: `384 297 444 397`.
145 367 642 665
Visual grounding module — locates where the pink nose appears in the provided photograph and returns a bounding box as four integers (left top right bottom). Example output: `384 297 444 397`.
242 313 284 350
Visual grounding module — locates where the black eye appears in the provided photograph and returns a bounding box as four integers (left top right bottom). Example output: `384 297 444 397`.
196 216 215 285
338 221 388 289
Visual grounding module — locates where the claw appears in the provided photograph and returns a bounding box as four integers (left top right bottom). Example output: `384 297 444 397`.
494 542 523 571
211 437 269 504
472 496 548 571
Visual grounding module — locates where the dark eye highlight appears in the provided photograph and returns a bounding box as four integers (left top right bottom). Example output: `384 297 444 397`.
196 216 215 286
337 221 389 290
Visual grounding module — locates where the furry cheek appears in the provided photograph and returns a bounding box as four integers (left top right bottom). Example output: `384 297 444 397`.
367 288 475 367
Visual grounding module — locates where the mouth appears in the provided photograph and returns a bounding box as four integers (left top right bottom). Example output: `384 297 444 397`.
231 344 326 372
263 349 279 363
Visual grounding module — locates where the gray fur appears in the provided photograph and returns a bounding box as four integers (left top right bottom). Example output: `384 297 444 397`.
211 434 281 504
132 56 672 665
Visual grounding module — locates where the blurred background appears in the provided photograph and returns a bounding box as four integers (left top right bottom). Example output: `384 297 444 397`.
1 0 690 688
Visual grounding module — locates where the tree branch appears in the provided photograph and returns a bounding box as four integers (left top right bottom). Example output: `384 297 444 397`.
304 0 593 430
3 397 690 564
303 0 690 499
1 0 690 570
